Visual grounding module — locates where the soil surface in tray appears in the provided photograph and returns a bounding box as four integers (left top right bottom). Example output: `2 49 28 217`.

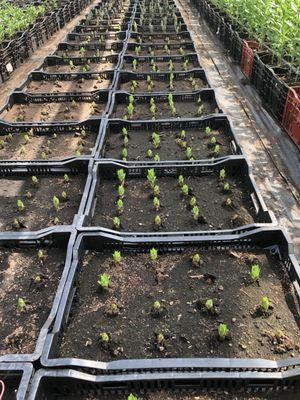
0 246 66 355
59 248 300 362
25 77 111 94
1 102 105 123
93 173 256 231
0 130 96 160
49 391 299 400
114 99 217 120
126 46 193 56
103 126 232 160
0 175 85 231
130 37 190 44
56 49 114 58
119 77 206 92
123 60 199 72
42 61 116 73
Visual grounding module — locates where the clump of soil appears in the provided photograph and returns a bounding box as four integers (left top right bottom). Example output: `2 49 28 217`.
92 174 257 231
0 246 66 355
0 175 86 231
58 249 300 363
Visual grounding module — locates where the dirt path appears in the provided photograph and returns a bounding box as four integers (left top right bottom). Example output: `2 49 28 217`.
176 0 300 259
0 0 99 110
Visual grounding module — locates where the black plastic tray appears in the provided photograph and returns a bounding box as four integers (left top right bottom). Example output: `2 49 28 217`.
41 227 299 373
96 115 244 161
79 157 275 232
0 363 33 400
28 368 300 399
0 229 75 362
125 41 196 55
128 31 192 42
54 41 125 56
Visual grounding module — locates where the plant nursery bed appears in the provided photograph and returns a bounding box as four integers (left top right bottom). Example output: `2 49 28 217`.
23 73 113 94
117 70 208 93
86 160 271 232
43 229 300 372
122 55 200 72
0 120 100 161
0 162 89 231
111 91 220 120
100 117 240 161
40 55 119 74
0 93 109 124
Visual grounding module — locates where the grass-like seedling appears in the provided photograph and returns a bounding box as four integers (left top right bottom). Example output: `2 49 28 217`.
98 273 110 289
218 323 229 341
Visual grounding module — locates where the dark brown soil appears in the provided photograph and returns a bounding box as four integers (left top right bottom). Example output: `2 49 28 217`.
0 130 96 160
119 77 206 92
42 61 116 73
126 46 192 56
130 37 190 45
46 390 299 400
0 175 86 231
59 248 300 363
25 77 111 94
91 174 256 231
103 126 232 161
113 99 217 120
55 49 113 58
122 60 200 72
1 101 105 123
0 246 66 355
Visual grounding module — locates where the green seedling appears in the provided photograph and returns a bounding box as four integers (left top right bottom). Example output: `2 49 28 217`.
180 130 186 139
123 135 129 147
154 215 161 227
197 104 204 116
18 297 26 311
127 102 134 118
275 329 285 342
205 126 211 136
147 148 153 158
118 185 125 199
131 80 138 92
218 323 229 341
100 332 109 342
147 168 156 187
192 205 199 221
219 168 226 180
64 174 70 183
17 199 24 212
25 191 32 199
211 136 217 145
153 196 160 211
38 249 46 262
6 133 13 142
150 247 158 262
178 175 184 187
31 176 39 186
223 183 230 191
53 196 60 212
153 184 160 197
128 394 138 400
122 127 128 137
183 59 189 71
190 196 197 207
153 300 161 310
157 333 164 344
181 184 189 196
113 250 121 264
154 154 160 162
186 147 193 160
54 216 60 225
152 132 160 148
23 134 29 144
225 198 232 206
250 263 260 282
69 60 75 70
192 253 201 267
205 299 214 310
261 296 270 313
117 169 126 185
117 199 123 214
61 191 68 201
98 273 110 289
113 216 121 230
150 103 156 117
122 147 127 160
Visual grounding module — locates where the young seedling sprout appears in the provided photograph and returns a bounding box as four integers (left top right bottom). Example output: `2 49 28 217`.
150 247 158 263
153 196 160 211
131 80 138 92
190 196 197 207
154 154 160 162
250 263 260 282
223 183 230 192
38 249 46 263
147 168 156 188
117 199 123 214
147 148 153 158
261 296 270 313
113 216 121 230
192 253 201 267
32 175 39 186
178 175 184 187
219 168 226 181
181 184 189 196
156 333 164 344
117 169 126 185
18 297 26 311
132 59 138 71
153 184 160 197
192 205 199 221
186 146 193 160
25 191 32 199
122 147 127 161
154 215 161 228
64 174 70 183
153 300 161 311
61 191 68 201
17 200 25 212
53 196 60 212
118 185 125 199
128 394 137 400
98 273 110 289
205 299 214 311
113 250 121 264
122 127 128 137
205 126 211 136
100 332 109 342
218 323 229 341
152 132 160 149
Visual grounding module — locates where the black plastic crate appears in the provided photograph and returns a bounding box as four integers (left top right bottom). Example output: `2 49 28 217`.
0 229 75 362
17 70 116 95
96 115 244 161
54 42 124 58
28 368 300 399
108 89 222 120
0 119 105 162
128 31 192 43
0 363 33 400
0 91 111 126
0 159 93 232
121 53 201 72
41 227 299 373
115 69 210 92
67 31 128 44
80 157 275 232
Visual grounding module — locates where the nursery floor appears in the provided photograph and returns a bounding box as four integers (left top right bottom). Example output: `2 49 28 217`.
175 0 300 259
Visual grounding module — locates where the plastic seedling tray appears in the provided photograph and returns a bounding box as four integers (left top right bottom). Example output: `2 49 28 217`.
67 31 127 44
121 54 201 72
41 228 299 375
0 91 111 125
108 90 221 121
129 31 192 44
115 70 210 93
54 42 124 58
80 158 275 233
38 55 120 74
18 71 116 95
0 229 75 363
133 23 188 34
0 363 33 400
125 41 196 56
97 116 244 162
0 159 92 232
0 119 105 162
27 368 300 399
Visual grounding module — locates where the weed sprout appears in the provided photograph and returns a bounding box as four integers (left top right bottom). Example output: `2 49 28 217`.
113 250 121 264
218 323 229 341
98 273 110 289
